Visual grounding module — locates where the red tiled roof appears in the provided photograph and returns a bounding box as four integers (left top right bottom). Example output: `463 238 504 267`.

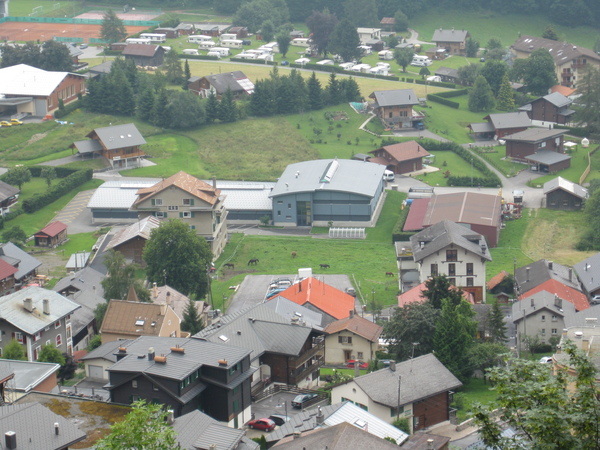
487 270 509 291
550 85 576 97
371 141 430 163
0 258 18 281
403 198 429 231
520 279 589 311
397 281 473 307
323 315 383 342
36 221 67 238
134 171 220 207
277 277 355 320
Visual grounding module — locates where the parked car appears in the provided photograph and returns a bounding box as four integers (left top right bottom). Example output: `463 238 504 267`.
380 359 395 367
80 43 88 49
10 119 22 125
291 393 318 408
0 121 12 127
591 295 600 305
539 356 553 364
346 360 368 369
248 418 276 432
268 414 290 426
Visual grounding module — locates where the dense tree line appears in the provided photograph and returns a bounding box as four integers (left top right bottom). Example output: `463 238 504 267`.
251 68 361 116
0 40 73 71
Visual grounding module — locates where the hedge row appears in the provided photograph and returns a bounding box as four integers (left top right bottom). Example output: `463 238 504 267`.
0 166 80 183
22 169 93 214
55 99 83 119
426 93 460 109
414 79 457 89
554 125 590 138
391 201 414 243
422 140 502 187
435 89 468 98
178 54 220 61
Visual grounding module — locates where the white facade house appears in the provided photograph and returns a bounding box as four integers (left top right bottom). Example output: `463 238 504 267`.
410 220 492 303
323 313 382 364
357 28 381 45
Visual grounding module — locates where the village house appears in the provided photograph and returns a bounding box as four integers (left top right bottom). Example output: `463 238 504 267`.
574 253 600 299
323 313 382 365
469 111 532 140
357 28 381 45
122 43 166 67
431 28 470 55
149 283 211 328
104 216 161 264
519 92 575 126
369 89 422 130
369 140 430 175
34 221 68 248
543 176 588 210
0 180 19 215
0 242 42 289
0 360 60 400
187 71 254 99
503 128 569 172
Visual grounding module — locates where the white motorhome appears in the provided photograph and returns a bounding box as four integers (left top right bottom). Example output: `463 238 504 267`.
219 33 237 41
256 53 274 62
188 35 214 44
291 38 310 47
316 59 334 65
295 57 311 65
376 62 390 70
211 47 230 57
182 48 199 56
236 52 258 59
339 62 354 70
369 66 388 75
378 50 393 60
260 42 279 53
427 75 442 82
125 38 151 45
206 51 222 59
411 55 432 66
352 63 371 73
139 33 167 43
221 39 243 49
199 41 216 49
357 45 372 56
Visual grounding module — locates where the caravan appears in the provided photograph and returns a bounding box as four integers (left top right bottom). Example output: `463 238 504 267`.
188 35 214 44
182 49 199 56
221 39 243 49
125 38 151 45
139 33 167 43
411 55 432 67
199 41 216 50
210 47 230 57
378 50 393 60
291 38 310 47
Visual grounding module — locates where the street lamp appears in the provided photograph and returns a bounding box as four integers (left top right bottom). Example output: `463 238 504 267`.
470 157 473 187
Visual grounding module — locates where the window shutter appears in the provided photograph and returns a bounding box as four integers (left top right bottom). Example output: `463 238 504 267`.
190 199 194 206
151 199 155 206
163 212 167 218
191 212 195 218
179 212 183 218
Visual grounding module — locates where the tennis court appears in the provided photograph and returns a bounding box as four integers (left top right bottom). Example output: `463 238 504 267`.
0 21 149 42
74 10 161 21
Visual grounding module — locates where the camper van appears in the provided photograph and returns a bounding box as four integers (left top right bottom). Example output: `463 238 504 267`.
408 186 435 199
291 38 310 47
260 42 279 53
357 45 372 56
125 38 151 45
206 51 222 59
378 50 393 60
427 75 442 82
219 33 237 42
352 63 371 73
369 66 388 75
376 62 390 71
316 59 334 65
188 35 214 44
339 62 354 70
211 47 230 57
237 52 258 60
411 55 432 66
221 39 243 49
140 33 167 43
383 170 395 182
182 48 199 56
199 41 216 49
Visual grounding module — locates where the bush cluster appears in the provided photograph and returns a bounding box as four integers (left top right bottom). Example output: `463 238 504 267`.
22 169 92 214
54 99 83 119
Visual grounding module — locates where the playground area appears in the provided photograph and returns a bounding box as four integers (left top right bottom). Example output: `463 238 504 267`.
0 21 149 42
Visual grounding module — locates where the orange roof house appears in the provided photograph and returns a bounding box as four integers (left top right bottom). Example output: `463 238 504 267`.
34 221 68 248
274 277 356 326
397 281 473 308
487 270 509 291
519 280 589 312
133 171 221 208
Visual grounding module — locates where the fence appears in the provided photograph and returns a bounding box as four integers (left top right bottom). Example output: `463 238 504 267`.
0 16 159 27
329 227 366 239
54 36 83 43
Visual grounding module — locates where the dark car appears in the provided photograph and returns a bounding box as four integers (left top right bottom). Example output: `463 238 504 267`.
242 39 252 45
248 418 276 432
281 60 290 66
269 414 290 426
346 360 368 369
291 393 318 408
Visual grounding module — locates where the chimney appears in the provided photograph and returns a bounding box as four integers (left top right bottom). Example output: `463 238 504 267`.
349 310 354 318
316 406 324 424
23 298 33 313
212 176 217 189
569 268 572 281
166 291 172 306
43 298 50 315
166 410 175 425
554 295 562 308
54 422 60 435
389 361 396 371
526 267 530 282
427 438 435 449
148 347 155 361
154 355 167 364
5 431 16 450
153 282 158 300
548 261 553 270
209 445 217 450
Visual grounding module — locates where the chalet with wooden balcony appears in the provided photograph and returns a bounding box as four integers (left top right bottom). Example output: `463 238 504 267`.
131 171 228 257
431 28 470 56
369 89 423 130
70 123 146 169
194 298 325 390
519 92 575 126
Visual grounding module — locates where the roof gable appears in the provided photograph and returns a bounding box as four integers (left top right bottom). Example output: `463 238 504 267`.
422 192 502 229
520 280 589 311
511 35 600 65
324 315 382 342
202 71 254 95
87 123 146 151
105 216 161 251
134 171 220 207
485 111 531 130
0 64 83 97
35 221 67 238
543 176 588 199
370 89 419 107
100 300 176 337
432 29 469 42
122 44 163 57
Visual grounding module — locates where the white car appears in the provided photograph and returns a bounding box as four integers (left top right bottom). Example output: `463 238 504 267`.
539 356 553 364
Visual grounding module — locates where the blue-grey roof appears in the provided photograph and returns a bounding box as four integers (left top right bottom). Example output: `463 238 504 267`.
371 89 419 108
485 111 531 130
526 150 571 165
53 267 106 299
469 122 494 133
541 92 572 108
219 183 274 211
0 243 41 281
267 403 344 442
503 127 566 143
263 297 323 328
432 29 469 43
574 253 600 293
81 339 133 363
0 359 59 392
87 179 160 209
543 176 588 199
72 139 103 154
0 402 87 449
107 336 251 381
512 290 576 321
435 66 459 78
515 259 580 294
89 123 146 151
270 159 385 199
0 180 19 203
0 287 81 335
410 219 492 262
564 304 600 328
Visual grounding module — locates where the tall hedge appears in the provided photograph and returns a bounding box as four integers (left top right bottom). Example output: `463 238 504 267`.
22 169 92 213
1 166 80 181
426 94 460 108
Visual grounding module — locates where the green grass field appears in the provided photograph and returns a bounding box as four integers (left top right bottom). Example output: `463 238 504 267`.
454 377 498 422
8 0 80 18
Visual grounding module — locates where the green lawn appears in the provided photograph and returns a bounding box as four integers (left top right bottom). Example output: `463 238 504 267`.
412 147 487 187
454 377 498 422
473 146 528 177
8 0 80 17
488 210 534 282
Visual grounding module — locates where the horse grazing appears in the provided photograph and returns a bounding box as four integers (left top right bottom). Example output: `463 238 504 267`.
291 251 297 258
224 263 235 269
248 258 259 265
386 272 395 277
320 264 330 269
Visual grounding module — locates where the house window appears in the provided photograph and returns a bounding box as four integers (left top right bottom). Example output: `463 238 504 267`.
277 211 281 216
466 263 474 276
338 336 353 344
189 225 196 230
131 395 141 402
46 340 51 346
153 199 163 206
168 206 179 211
552 328 558 335
155 211 166 218
14 332 23 344
277 200 283 204
389 112 393 118
431 264 438 276
56 334 62 346
391 406 404 417
448 278 456 285
446 249 458 261
541 315 545 322
551 315 557 322
357 352 363 359
466 278 474 287
55 320 61 329
541 329 546 335
288 203 291 209
34 331 41 342
132 380 138 388
182 211 192 218
66 325 71 340
229 363 239 376
182 198 194 206
448 263 456 276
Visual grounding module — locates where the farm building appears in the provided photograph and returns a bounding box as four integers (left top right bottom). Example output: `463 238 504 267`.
122 44 166 67
369 140 430 174
543 176 588 210
269 159 386 227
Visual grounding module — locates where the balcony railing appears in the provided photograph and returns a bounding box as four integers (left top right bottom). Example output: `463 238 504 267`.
288 359 323 385
289 341 324 368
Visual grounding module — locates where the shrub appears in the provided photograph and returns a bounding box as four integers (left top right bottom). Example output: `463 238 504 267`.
54 99 82 119
22 169 93 214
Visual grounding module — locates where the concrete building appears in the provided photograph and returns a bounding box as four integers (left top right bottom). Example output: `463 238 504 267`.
323 313 382 364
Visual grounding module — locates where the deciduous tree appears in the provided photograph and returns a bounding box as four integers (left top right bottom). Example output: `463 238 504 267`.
41 166 56 187
2 226 27 247
101 250 148 301
327 18 361 63
143 220 213 299
276 34 291 57
100 10 127 43
480 60 508 96
458 64 479 86
523 48 557 96
165 91 206 129
393 10 409 32
394 47 414 72
306 9 338 56
39 40 73 72
542 24 559 40
38 343 66 366
467 341 507 384
573 65 600 135
4 166 31 190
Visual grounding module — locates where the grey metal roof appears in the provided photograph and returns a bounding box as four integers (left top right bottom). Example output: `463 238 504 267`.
564 304 600 328
574 253 600 293
53 266 106 299
502 127 566 143
543 176 588 199
512 290 576 322
526 150 571 165
469 122 494 133
0 287 81 334
0 359 59 392
105 216 161 251
541 92 572 108
263 297 323 328
352 354 462 407
173 409 259 450
371 89 419 108
515 259 580 294
107 336 251 380
81 339 133 363
0 242 41 281
202 71 254 95
434 66 459 78
216 183 274 211
194 300 321 361
88 60 113 75
72 139 103 154
410 219 492 263
267 403 345 442
0 180 19 203
485 111 531 130
89 123 146 151
270 159 385 199
87 179 160 209
432 28 469 43
0 402 86 449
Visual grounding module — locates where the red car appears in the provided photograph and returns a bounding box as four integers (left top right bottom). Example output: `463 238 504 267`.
346 360 368 369
248 418 276 432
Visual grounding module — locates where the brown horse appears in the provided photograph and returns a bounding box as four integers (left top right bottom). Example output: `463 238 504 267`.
224 263 235 269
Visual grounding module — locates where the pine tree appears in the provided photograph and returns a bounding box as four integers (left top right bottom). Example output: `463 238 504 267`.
181 299 204 335
205 90 219 123
288 69 308 113
325 72 343 106
151 89 169 126
182 59 191 90
488 302 507 343
111 68 135 116
137 86 156 122
218 88 237 123
307 72 323 110
340 77 361 102
163 49 183 84
468 75 496 112
496 72 515 111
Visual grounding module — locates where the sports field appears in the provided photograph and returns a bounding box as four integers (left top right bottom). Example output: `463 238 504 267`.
74 11 161 21
0 22 148 42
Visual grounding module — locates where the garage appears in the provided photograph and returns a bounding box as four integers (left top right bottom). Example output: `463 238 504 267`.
88 364 105 380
